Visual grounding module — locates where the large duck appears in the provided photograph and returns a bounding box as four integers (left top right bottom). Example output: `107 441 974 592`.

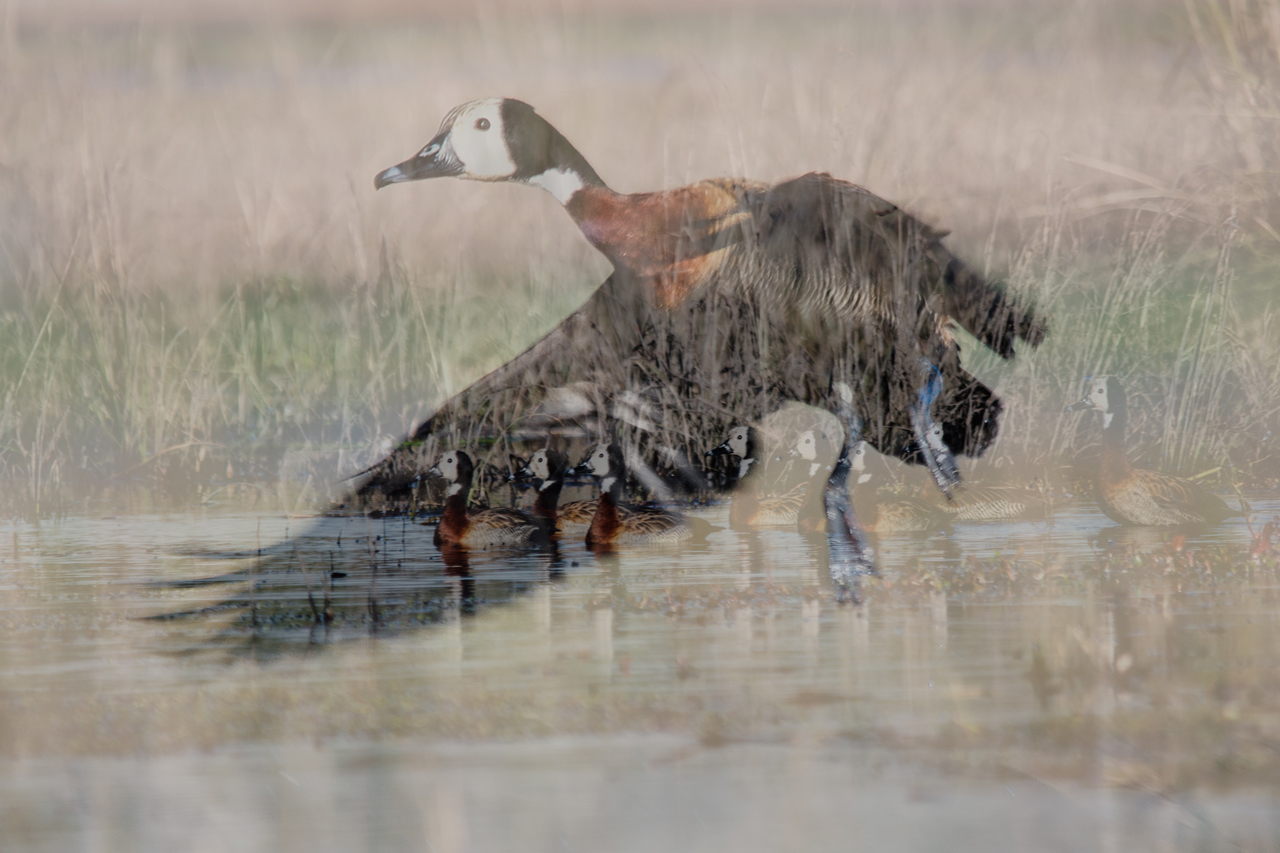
362 98 1044 508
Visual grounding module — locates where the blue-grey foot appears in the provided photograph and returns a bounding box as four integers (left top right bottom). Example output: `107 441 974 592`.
911 360 961 497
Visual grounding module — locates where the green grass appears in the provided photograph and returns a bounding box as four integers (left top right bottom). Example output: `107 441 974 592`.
3 0 1280 515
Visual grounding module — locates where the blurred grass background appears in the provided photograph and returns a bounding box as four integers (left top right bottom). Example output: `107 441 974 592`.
1 0 1279 515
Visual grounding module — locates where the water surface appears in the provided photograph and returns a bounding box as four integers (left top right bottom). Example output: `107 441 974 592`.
3 497 1280 850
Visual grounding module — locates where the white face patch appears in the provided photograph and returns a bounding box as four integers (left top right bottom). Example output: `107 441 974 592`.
1081 377 1110 412
530 451 550 481
795 430 818 461
588 445 611 477
925 425 947 452
850 442 867 473
436 454 458 481
447 99 516 181
526 167 585 204
724 426 750 459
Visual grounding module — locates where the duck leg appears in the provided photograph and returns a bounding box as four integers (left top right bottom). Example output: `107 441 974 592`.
909 359 961 498
826 385 876 601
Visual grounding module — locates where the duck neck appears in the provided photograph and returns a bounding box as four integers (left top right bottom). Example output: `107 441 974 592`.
442 476 471 525
588 478 622 545
1099 406 1130 485
730 457 762 527
531 477 564 521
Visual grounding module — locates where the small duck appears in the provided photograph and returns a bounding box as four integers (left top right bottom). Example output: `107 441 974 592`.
1067 376 1243 526
572 443 709 548
515 446 632 537
848 442 947 533
706 425 811 529
426 450 549 548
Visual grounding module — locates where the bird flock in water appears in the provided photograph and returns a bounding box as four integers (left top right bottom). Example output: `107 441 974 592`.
362 97 1248 590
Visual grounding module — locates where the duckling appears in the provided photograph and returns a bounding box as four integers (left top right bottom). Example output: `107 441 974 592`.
706 425 811 529
1067 376 1243 526
363 98 1045 515
426 450 549 548
572 443 710 548
515 446 632 537
848 442 947 533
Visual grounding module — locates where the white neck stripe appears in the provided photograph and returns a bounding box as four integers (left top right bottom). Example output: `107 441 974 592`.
526 168 585 204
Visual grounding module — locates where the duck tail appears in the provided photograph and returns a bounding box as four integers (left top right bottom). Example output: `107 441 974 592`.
936 253 1046 359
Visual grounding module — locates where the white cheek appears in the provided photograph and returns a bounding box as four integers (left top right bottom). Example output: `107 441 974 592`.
451 126 515 180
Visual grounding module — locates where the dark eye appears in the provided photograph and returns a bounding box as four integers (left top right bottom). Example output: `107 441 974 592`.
475 118 490 131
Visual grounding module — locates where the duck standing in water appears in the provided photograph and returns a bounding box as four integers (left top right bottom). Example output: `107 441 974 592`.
426 450 550 548
1067 376 1244 526
571 443 711 549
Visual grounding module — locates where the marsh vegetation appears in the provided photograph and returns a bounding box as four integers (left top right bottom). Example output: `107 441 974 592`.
3 1 1280 517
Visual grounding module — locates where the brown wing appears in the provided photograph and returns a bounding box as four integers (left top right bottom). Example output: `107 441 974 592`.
1137 470 1234 523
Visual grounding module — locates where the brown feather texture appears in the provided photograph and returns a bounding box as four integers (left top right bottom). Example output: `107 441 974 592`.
426 450 550 548
1068 376 1242 526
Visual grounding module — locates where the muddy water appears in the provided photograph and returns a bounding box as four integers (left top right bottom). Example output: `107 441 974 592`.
3 497 1280 851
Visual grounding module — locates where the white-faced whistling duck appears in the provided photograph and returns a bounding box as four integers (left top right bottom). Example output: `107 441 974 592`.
426 450 550 548
571 443 710 548
848 442 947 534
515 446 632 537
1067 376 1243 526
369 98 1045 509
706 424 814 529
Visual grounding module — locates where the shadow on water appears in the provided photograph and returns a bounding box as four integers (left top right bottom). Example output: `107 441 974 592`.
140 500 893 662
147 514 572 661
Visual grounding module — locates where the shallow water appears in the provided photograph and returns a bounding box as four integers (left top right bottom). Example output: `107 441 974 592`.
3 497 1280 851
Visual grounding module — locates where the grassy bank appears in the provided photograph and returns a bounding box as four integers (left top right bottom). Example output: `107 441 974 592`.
2 0 1280 515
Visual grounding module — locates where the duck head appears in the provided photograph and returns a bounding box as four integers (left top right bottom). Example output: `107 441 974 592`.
518 447 567 488
426 449 474 496
571 443 625 493
374 97 605 203
790 429 836 478
707 425 758 477
1067 376 1126 427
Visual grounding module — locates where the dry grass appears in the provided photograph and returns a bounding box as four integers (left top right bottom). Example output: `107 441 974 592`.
2 0 1279 514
